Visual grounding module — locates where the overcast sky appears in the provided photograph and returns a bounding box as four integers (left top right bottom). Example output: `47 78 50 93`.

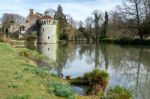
0 0 122 21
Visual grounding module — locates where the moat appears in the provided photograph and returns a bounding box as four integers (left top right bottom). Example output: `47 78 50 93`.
24 42 150 99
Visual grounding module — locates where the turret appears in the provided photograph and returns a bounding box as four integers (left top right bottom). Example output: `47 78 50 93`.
39 14 58 44
29 9 34 15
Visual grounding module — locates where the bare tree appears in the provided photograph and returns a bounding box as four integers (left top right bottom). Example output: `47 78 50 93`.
45 8 56 16
118 0 149 39
84 17 94 40
92 10 103 41
1 13 25 36
66 14 78 40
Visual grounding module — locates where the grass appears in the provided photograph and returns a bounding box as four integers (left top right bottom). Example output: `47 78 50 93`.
18 49 53 68
105 86 133 99
83 69 109 82
0 42 71 99
48 81 75 98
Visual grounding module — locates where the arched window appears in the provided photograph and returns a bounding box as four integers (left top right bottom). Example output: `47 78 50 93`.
53 21 55 24
48 36 50 39
26 20 29 23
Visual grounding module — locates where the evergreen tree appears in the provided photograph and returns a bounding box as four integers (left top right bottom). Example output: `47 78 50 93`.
54 5 68 40
78 21 84 33
103 11 109 38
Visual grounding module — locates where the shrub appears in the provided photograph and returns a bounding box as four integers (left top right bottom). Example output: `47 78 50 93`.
48 81 75 98
23 67 29 72
7 94 30 99
34 53 49 62
0 38 4 42
50 73 59 77
105 86 133 99
15 73 23 80
83 68 109 84
59 32 68 40
33 67 49 78
19 49 32 58
8 81 19 89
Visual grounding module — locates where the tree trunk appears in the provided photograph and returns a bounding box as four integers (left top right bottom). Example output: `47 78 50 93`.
134 0 143 40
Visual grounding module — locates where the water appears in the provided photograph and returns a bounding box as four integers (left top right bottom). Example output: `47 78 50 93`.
28 42 150 99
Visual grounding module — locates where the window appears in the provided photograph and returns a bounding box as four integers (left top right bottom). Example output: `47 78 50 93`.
26 20 29 23
48 36 49 39
44 21 46 24
43 28 44 32
21 26 25 31
22 27 25 31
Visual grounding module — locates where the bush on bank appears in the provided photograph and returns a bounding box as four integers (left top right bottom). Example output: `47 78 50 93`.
105 86 133 99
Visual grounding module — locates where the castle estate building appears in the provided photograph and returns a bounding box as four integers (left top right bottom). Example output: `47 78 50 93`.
39 12 58 44
19 9 58 43
19 9 42 38
1 9 58 43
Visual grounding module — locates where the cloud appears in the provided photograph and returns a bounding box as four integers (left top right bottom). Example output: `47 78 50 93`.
0 0 122 21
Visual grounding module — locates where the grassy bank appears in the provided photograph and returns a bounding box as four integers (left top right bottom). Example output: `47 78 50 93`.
99 38 150 45
0 42 75 99
0 42 133 99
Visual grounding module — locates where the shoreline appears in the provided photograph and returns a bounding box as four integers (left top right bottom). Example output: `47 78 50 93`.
99 38 150 45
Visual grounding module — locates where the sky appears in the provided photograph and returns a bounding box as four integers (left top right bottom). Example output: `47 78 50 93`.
0 0 122 21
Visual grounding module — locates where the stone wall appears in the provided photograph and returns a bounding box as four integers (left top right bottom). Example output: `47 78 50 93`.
40 19 57 44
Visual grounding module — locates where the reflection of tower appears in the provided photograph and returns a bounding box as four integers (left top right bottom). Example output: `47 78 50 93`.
39 12 58 44
38 44 57 61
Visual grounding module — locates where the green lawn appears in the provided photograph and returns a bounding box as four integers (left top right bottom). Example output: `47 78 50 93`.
0 42 66 99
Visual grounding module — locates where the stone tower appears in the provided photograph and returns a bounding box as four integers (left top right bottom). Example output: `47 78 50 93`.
39 12 58 44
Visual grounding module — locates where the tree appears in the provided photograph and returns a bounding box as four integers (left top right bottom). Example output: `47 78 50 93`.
84 17 94 40
85 17 93 34
92 10 102 41
54 5 68 40
118 0 147 39
140 0 150 36
1 13 25 36
66 14 78 40
102 11 109 38
140 17 150 35
85 17 93 29
78 21 84 33
45 8 56 16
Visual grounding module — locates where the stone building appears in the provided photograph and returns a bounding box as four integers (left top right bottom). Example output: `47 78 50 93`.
1 9 58 43
19 9 42 38
25 9 42 35
39 12 58 43
19 9 58 44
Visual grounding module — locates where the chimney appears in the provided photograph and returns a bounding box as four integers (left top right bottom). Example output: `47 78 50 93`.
29 9 34 15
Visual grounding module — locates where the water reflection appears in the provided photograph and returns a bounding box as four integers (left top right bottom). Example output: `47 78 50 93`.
38 44 57 61
37 42 150 99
